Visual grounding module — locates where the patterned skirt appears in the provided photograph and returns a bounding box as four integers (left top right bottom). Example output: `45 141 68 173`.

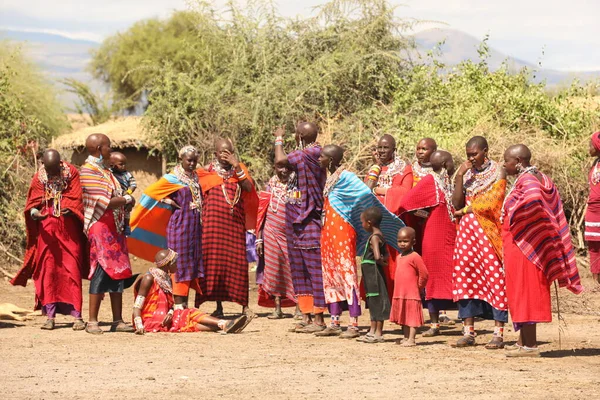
262 207 296 304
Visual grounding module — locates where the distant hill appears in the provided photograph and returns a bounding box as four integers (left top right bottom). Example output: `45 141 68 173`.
413 28 600 86
0 29 101 110
2 27 598 109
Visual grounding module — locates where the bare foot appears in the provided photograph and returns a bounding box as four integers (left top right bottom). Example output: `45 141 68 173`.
400 340 416 347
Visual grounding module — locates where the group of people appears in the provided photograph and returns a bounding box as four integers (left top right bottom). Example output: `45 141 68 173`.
12 123 593 358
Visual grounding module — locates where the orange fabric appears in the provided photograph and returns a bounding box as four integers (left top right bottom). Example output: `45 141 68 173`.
471 179 506 261
170 275 202 297
197 163 259 230
297 295 313 314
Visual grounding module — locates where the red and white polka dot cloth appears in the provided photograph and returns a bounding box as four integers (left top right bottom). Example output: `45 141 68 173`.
452 212 508 310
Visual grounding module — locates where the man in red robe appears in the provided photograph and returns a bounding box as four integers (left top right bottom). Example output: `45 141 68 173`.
502 144 582 357
398 150 457 336
11 149 86 331
365 134 413 300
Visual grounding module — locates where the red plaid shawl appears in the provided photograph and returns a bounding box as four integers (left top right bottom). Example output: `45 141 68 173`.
503 172 582 294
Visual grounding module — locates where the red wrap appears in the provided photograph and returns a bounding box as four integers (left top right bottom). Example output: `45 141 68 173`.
12 163 87 287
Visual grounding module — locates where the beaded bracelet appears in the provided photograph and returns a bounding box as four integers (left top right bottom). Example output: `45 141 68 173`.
274 136 284 146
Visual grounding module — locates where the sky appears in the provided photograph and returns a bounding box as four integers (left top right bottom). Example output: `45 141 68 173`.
1 0 599 71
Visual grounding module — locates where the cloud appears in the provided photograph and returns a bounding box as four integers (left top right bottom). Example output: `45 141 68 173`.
1 26 102 42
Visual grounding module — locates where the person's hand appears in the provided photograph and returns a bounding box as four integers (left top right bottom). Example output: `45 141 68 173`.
162 198 181 209
372 150 379 165
31 210 48 221
456 161 472 177
161 312 173 328
256 241 264 257
274 126 286 138
454 209 465 218
221 149 240 169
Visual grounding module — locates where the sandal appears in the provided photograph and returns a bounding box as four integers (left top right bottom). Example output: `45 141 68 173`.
288 321 308 332
357 333 375 342
72 319 86 331
455 335 476 347
224 315 249 334
41 319 55 330
422 327 440 337
267 310 284 319
362 335 385 344
85 321 103 335
485 336 505 350
110 320 135 333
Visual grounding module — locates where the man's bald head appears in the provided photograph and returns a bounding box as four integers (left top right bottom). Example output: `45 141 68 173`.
295 122 319 145
416 137 438 165
42 149 61 176
379 134 396 149
505 144 532 163
322 144 345 170
214 137 234 152
430 150 455 175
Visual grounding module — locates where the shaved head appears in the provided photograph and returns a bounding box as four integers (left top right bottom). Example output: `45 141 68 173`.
398 226 416 240
42 149 61 176
418 137 437 150
323 144 345 166
466 136 488 151
379 134 396 149
214 137 234 152
296 122 319 145
430 150 455 175
110 151 126 163
505 144 532 163
154 249 172 264
85 134 110 153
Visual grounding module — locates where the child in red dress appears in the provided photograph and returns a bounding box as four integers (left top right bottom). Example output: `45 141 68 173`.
390 227 428 346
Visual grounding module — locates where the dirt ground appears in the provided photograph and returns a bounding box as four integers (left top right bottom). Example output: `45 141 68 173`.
1 259 600 400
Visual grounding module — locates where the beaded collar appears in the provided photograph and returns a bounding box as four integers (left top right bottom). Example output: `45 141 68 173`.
38 162 70 217
377 155 407 189
174 164 202 212
268 172 301 213
432 169 455 222
592 159 600 185
149 267 173 294
211 160 235 180
296 141 321 151
412 160 433 180
323 166 344 198
463 160 502 198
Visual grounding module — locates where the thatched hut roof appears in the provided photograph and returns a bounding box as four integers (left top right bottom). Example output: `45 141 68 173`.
53 116 160 151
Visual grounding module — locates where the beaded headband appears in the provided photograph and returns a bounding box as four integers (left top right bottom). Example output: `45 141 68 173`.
155 249 178 268
179 145 198 158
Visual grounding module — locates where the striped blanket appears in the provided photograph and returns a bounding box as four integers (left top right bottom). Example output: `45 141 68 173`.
80 156 120 234
503 172 582 294
128 173 186 262
327 170 404 254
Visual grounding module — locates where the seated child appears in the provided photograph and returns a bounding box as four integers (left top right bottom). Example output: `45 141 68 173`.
110 151 137 235
358 206 390 344
132 249 250 334
390 227 428 347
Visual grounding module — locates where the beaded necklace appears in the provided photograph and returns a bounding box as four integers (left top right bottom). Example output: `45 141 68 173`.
323 166 344 198
211 160 235 180
377 155 407 189
174 165 202 213
412 161 433 180
592 159 600 185
500 166 538 222
268 172 300 213
211 161 242 215
149 267 173 294
85 155 125 233
463 160 501 198
38 162 70 217
296 141 321 151
432 169 455 222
